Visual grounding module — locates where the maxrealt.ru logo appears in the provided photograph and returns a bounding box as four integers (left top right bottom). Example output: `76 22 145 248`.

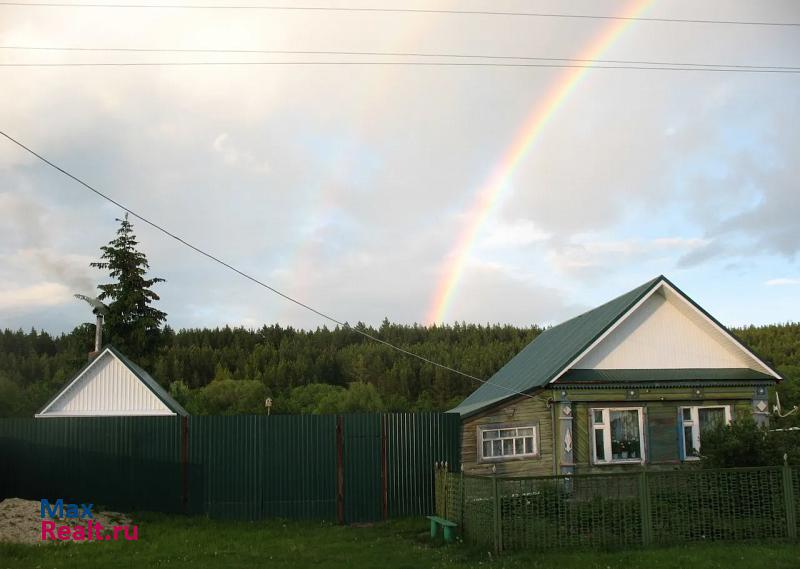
40 499 138 542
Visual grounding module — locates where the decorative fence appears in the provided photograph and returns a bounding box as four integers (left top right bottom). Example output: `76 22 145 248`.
0 413 461 523
435 464 800 552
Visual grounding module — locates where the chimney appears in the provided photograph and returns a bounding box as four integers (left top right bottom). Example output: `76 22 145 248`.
89 312 103 361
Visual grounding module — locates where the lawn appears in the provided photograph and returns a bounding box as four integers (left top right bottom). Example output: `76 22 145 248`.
1 514 799 569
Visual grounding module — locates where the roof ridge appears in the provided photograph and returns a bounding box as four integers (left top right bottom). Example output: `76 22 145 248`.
544 275 663 331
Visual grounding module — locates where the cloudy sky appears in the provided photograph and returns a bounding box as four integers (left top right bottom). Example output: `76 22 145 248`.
1 0 799 334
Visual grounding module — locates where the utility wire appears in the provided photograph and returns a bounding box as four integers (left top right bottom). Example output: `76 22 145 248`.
0 2 798 28
3 45 798 71
0 129 534 400
2 60 799 73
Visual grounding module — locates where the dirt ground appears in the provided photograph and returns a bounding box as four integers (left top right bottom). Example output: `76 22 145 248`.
0 498 130 545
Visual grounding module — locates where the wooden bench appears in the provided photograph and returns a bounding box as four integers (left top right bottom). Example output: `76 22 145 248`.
426 515 457 542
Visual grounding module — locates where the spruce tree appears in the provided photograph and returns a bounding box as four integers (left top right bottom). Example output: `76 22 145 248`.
90 213 167 361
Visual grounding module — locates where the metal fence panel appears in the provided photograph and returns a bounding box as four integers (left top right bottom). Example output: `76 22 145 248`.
188 415 338 520
342 414 383 523
0 416 182 513
387 412 461 517
1 412 459 523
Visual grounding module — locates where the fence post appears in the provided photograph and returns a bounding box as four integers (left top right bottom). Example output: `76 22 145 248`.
336 415 345 525
783 458 797 540
492 473 502 554
639 469 653 546
181 416 189 514
460 463 465 527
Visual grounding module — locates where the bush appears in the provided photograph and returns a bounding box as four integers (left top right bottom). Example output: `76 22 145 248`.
699 416 800 468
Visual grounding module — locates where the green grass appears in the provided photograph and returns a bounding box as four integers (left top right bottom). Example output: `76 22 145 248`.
2 514 799 569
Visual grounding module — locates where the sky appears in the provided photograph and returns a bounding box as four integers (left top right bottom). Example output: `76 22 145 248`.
0 0 799 334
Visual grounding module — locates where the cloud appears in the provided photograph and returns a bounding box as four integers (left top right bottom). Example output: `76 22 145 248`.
212 133 271 173
446 260 583 325
1 3 799 332
552 237 708 276
478 219 550 250
0 282 73 312
765 278 800 286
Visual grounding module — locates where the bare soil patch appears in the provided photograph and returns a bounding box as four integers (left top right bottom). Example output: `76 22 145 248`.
0 498 130 545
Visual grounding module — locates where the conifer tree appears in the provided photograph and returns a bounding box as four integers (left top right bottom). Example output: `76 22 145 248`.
90 213 167 361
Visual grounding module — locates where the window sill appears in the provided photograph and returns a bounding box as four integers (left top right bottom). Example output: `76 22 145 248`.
591 459 644 466
478 454 541 464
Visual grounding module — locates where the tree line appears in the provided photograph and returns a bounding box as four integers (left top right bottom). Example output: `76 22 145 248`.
1 215 797 418
0 321 541 416
1 320 798 418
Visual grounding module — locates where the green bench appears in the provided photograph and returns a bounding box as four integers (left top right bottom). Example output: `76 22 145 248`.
426 515 457 542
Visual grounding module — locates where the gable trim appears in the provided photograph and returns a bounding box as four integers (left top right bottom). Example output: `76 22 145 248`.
548 277 781 384
36 347 115 417
543 278 663 386
35 346 180 417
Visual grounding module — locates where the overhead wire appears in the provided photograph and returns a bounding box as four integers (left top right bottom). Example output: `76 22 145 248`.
2 45 798 72
1 60 799 73
0 2 798 28
0 129 535 400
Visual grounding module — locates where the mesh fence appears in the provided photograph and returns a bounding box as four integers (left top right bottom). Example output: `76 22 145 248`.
648 467 786 544
435 465 799 552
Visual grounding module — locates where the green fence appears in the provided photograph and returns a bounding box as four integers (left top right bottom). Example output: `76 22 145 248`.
435 464 800 552
0 413 460 523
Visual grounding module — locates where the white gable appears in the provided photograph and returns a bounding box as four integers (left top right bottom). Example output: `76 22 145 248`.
36 350 175 417
572 282 774 374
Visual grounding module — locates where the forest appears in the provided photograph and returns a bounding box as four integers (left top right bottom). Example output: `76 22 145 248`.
0 320 798 418
2 216 797 418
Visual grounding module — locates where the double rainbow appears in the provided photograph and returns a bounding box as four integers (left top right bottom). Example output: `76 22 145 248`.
425 0 652 324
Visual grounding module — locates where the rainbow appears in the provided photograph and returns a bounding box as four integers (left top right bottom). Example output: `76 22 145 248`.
425 0 653 324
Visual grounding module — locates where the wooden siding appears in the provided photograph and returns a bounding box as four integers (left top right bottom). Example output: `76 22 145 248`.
574 288 759 370
569 386 757 474
462 384 765 477
461 391 554 476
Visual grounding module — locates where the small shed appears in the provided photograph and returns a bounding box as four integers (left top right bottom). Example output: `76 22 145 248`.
35 345 187 418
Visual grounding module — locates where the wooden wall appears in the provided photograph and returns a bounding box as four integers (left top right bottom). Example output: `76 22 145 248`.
460 384 763 477
461 391 555 476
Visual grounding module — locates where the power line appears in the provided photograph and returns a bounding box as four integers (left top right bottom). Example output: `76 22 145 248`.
3 45 798 71
0 2 798 28
0 128 534 400
2 60 799 73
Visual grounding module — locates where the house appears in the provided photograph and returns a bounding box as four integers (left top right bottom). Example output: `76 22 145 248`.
35 345 187 418
451 275 780 476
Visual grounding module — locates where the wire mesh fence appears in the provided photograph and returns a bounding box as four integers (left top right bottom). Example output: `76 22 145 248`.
435 464 800 552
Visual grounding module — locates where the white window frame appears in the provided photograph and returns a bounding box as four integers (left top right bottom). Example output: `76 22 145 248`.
477 423 539 462
679 405 732 460
590 407 646 465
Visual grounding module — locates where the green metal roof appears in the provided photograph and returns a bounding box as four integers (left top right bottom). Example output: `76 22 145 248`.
558 368 775 383
450 275 780 418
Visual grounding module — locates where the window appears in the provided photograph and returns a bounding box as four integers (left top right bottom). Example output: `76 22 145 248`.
591 407 645 464
478 424 538 461
680 405 731 459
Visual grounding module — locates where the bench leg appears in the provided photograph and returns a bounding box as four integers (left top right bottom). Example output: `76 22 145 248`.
430 519 438 539
443 525 455 543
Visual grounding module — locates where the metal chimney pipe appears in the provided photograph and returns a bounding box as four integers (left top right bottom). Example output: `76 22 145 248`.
94 313 103 353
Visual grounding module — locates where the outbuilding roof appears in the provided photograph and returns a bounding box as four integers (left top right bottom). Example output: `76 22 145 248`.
36 345 188 417
450 275 781 418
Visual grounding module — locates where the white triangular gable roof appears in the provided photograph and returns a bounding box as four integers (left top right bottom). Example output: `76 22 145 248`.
36 347 176 417
554 279 780 380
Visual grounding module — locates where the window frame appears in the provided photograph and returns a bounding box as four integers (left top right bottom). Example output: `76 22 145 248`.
679 404 732 461
590 406 647 465
476 422 540 463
